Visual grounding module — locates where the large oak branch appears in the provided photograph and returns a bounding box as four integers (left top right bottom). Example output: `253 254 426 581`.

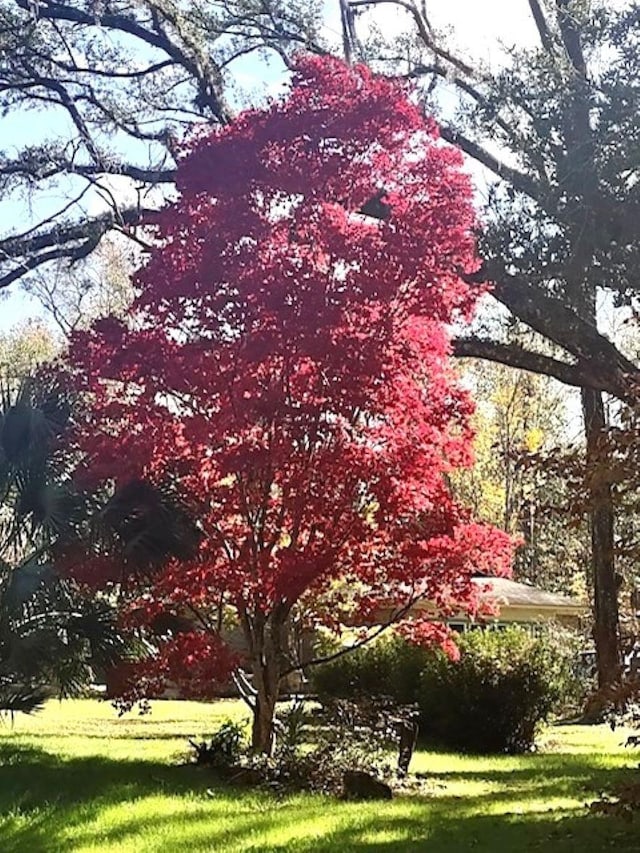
453 337 633 400
0 156 176 185
488 273 635 371
0 207 155 289
467 269 640 400
13 0 232 122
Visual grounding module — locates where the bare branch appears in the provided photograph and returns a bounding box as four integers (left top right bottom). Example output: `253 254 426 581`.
0 207 156 292
349 0 475 76
282 593 419 676
15 66 104 162
1 184 93 247
38 55 176 80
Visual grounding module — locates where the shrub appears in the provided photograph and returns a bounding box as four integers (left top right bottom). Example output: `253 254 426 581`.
310 626 579 754
310 633 427 705
188 700 402 795
188 719 246 768
418 626 574 753
269 698 395 795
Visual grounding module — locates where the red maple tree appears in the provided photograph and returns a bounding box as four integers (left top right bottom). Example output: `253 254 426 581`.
65 57 512 752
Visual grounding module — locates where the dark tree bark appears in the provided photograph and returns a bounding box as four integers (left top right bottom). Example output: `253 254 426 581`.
251 672 279 754
242 607 290 755
583 388 621 688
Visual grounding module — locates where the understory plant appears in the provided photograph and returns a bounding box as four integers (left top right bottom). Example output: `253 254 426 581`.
418 626 575 753
0 378 128 714
188 698 414 795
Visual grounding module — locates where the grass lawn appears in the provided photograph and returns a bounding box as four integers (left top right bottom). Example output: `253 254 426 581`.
0 699 637 852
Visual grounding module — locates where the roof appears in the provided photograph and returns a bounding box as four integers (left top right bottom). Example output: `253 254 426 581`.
472 576 585 612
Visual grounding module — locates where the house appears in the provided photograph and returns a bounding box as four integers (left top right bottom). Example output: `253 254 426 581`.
451 575 586 631
104 574 586 700
373 574 586 632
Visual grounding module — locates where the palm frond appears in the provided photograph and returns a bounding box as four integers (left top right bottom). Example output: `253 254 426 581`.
0 680 47 715
0 376 197 714
92 479 200 572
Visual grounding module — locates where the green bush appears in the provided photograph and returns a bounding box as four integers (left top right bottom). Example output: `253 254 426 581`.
418 627 574 754
310 625 579 755
310 633 426 705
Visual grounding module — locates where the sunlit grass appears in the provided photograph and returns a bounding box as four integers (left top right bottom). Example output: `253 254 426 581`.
0 699 637 852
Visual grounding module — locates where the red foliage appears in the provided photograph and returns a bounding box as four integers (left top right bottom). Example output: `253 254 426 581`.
108 632 240 710
65 57 512 705
396 621 461 662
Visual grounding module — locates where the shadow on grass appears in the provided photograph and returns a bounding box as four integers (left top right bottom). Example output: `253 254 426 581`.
274 809 640 853
10 730 205 741
0 741 635 852
0 741 216 852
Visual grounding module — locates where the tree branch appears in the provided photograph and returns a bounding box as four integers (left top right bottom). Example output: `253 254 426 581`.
488 272 635 371
0 234 102 290
528 0 557 55
0 156 176 185
282 593 419 677
13 0 232 122
0 206 152 261
440 125 543 202
349 0 475 76
463 269 640 399
21 65 102 164
39 55 176 80
555 0 587 74
452 336 632 399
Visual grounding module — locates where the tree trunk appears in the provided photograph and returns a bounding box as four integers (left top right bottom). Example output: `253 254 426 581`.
251 686 278 754
241 607 290 755
250 648 282 754
582 387 620 689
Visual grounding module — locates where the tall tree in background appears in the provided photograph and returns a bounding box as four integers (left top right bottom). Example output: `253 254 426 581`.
342 0 640 688
65 58 512 753
0 0 326 290
3 0 637 690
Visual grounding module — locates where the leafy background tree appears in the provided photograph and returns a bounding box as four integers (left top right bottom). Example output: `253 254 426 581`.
453 357 588 594
2 0 638 693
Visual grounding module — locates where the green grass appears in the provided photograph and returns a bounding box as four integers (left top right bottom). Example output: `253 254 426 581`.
0 699 637 852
